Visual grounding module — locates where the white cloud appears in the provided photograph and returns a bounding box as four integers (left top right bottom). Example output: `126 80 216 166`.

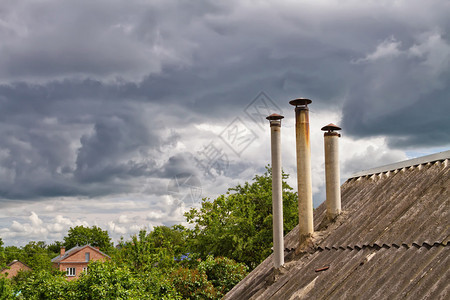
29 212 43 227
118 215 131 224
354 37 402 63
10 221 25 233
107 221 127 235
147 210 164 221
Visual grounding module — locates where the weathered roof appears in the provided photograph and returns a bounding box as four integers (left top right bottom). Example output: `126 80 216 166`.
225 152 449 299
51 245 110 263
1 260 31 271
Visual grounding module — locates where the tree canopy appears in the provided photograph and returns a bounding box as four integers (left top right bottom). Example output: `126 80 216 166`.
63 225 113 253
185 167 298 269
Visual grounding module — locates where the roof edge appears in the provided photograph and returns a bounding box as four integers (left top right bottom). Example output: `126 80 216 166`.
349 150 449 178
1 260 32 272
51 245 111 263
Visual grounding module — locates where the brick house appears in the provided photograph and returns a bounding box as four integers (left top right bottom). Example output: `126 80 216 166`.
0 260 32 278
51 245 110 280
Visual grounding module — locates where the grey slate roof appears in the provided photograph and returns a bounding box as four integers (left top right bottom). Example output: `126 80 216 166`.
225 152 449 300
51 245 110 263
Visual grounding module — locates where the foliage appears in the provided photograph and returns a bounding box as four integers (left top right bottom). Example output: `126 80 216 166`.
47 241 64 256
75 260 144 299
0 238 5 269
0 275 15 300
21 241 54 271
170 267 217 300
64 225 113 253
135 269 181 299
116 229 173 272
185 167 298 269
14 269 69 299
197 256 248 296
115 225 189 272
148 225 188 259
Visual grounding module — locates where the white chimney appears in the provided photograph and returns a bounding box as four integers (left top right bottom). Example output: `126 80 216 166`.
266 113 285 268
322 123 342 220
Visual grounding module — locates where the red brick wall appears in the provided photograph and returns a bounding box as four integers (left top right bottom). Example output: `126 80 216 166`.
59 262 89 281
1 261 31 279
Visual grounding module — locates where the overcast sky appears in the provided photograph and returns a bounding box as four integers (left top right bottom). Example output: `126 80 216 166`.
1 0 449 246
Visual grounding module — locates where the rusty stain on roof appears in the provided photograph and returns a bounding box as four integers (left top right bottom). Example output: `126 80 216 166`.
315 265 330 272
225 153 450 300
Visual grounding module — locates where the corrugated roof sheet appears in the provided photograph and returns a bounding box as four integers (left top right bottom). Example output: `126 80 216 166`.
225 155 449 300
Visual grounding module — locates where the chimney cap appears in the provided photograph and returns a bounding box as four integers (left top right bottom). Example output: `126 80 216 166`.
266 113 284 121
289 98 312 106
321 123 341 131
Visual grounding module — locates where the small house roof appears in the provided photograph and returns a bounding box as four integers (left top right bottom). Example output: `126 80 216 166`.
1 260 32 271
51 245 110 263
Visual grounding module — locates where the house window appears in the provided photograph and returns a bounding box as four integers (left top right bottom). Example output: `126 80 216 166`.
83 267 88 273
66 267 76 277
85 252 90 262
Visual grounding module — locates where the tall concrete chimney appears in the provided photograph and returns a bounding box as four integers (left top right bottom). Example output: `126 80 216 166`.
321 123 342 220
266 113 285 268
289 98 314 243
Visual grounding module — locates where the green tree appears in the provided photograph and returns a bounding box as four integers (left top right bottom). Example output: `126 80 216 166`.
197 256 248 297
2 246 22 269
170 267 217 299
0 277 14 300
115 229 158 271
148 225 188 258
115 226 187 272
21 241 53 271
64 226 112 253
185 167 298 269
75 260 144 299
47 241 64 256
0 238 5 269
14 269 69 299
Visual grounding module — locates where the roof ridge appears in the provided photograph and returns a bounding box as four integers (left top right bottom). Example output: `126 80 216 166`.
349 150 449 178
51 244 110 263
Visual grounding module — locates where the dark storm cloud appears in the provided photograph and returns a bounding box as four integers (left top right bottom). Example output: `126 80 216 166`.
151 153 200 180
0 0 449 202
342 33 450 148
0 0 228 81
0 80 179 199
74 111 158 183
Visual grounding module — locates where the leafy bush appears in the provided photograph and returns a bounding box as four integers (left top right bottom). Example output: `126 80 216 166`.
170 267 217 299
74 261 143 299
0 276 15 300
198 256 248 296
14 269 69 299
